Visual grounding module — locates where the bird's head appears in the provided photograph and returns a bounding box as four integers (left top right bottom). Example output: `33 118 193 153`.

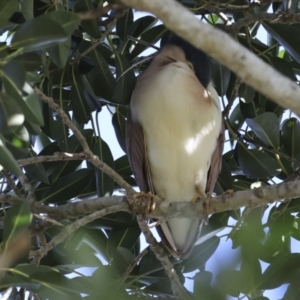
161 34 211 88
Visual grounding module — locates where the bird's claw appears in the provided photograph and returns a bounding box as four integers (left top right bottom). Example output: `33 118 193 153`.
130 192 157 218
222 189 234 196
202 193 211 225
191 193 202 206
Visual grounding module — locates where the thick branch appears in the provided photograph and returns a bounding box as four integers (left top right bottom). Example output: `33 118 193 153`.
120 0 300 116
28 179 300 220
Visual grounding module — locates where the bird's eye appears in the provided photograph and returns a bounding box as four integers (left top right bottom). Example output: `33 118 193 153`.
187 62 194 70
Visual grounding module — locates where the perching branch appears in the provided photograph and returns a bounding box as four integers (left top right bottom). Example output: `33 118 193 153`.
120 0 300 116
23 179 300 221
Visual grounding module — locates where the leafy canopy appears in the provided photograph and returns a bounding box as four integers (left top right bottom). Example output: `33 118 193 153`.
0 0 300 299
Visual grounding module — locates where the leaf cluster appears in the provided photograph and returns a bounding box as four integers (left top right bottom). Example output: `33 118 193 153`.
0 0 300 299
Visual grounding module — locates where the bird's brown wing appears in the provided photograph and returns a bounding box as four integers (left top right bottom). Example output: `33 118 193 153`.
127 108 183 258
206 120 225 194
126 109 153 194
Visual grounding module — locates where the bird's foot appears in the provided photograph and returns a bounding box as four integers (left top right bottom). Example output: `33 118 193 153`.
191 193 202 206
202 193 211 225
129 192 157 218
222 189 234 196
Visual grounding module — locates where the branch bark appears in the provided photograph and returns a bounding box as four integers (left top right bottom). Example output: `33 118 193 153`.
120 0 300 116
26 179 300 221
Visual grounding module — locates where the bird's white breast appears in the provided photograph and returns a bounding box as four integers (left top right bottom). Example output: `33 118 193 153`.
131 61 222 203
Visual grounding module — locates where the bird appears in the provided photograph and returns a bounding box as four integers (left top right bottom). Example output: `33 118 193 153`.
126 34 224 259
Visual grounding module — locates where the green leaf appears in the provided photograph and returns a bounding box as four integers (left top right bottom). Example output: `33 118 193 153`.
130 24 167 59
50 130 93 181
116 9 133 41
74 0 101 38
112 52 136 104
281 117 300 158
115 155 132 178
183 236 220 273
43 10 80 35
216 269 242 296
120 15 158 54
14 264 86 298
2 63 44 125
258 253 300 289
0 0 18 28
263 23 300 64
237 143 280 178
238 83 255 103
3 59 26 90
70 70 91 124
106 226 141 259
0 92 24 133
41 169 94 203
194 271 226 300
0 134 23 176
128 16 158 39
11 17 68 52
24 150 50 184
91 137 115 197
269 56 297 81
88 211 137 230
112 109 127 153
215 159 233 193
139 250 165 276
232 175 257 191
211 59 231 96
239 98 257 119
246 112 279 149
3 200 31 243
89 48 115 101
112 247 135 274
16 52 42 72
47 37 71 69
50 116 70 143
229 103 244 131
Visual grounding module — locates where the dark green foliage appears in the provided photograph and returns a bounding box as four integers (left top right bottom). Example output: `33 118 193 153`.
0 1 299 299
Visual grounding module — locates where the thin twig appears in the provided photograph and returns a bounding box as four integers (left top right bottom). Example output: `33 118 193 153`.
18 152 86 166
33 214 64 227
30 204 124 263
1 170 22 197
222 77 242 118
19 176 36 204
120 246 149 283
76 3 126 20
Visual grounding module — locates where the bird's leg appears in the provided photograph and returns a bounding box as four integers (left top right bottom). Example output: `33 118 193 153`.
202 193 211 224
131 192 157 218
191 193 202 206
191 190 210 224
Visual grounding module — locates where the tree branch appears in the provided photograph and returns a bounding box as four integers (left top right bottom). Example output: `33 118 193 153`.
120 0 300 116
136 215 190 300
26 179 300 220
33 86 134 195
30 204 125 263
17 152 86 166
